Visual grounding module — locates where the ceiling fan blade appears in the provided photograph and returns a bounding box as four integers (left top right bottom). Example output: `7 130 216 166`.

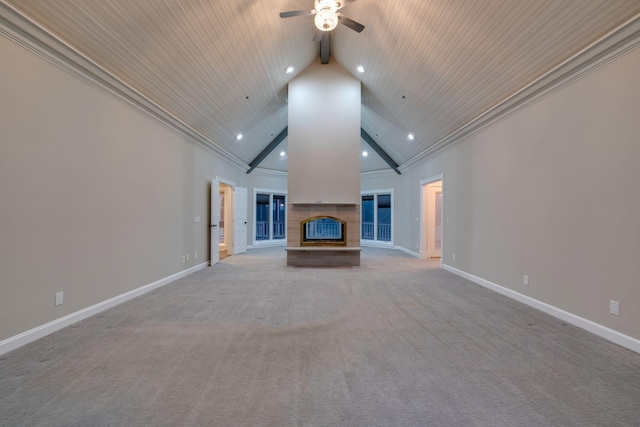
336 0 356 10
279 10 314 18
313 29 324 42
337 13 365 33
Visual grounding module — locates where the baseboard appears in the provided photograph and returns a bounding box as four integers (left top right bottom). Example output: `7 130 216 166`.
0 262 208 356
361 241 393 249
442 264 640 354
393 246 420 258
250 241 287 249
360 243 420 258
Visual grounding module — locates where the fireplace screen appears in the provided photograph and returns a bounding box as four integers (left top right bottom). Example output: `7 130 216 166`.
301 216 346 246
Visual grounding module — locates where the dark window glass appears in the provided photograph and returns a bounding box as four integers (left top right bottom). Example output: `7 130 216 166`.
377 194 391 242
361 195 375 239
256 194 270 241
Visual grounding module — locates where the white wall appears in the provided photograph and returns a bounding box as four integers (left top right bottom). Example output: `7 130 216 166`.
288 60 361 203
0 35 246 341
402 45 640 340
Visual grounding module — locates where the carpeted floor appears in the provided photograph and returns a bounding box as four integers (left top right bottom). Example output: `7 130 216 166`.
1 247 639 426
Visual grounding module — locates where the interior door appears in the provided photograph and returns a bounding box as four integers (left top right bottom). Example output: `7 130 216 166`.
234 186 248 254
210 179 220 265
434 191 443 258
426 183 443 258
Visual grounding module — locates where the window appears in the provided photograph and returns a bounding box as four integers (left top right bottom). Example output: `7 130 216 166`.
254 190 287 243
361 191 393 243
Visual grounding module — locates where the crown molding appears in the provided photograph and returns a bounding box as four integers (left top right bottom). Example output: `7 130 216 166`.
360 169 400 178
0 2 249 171
251 168 288 178
401 13 640 171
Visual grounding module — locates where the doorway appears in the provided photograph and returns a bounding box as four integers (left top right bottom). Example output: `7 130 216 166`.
219 183 233 260
420 175 444 260
210 178 248 266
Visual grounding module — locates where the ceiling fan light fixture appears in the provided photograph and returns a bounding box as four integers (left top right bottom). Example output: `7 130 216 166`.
314 8 338 31
314 0 338 12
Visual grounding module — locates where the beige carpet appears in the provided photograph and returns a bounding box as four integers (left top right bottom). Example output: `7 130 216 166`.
1 247 639 426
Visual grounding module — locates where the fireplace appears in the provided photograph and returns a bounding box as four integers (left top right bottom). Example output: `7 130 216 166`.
286 203 360 266
285 62 361 266
301 216 346 246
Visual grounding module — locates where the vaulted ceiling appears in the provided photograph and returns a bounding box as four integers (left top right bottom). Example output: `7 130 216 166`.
4 0 640 173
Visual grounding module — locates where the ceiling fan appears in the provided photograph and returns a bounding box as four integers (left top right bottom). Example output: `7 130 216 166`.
279 0 365 42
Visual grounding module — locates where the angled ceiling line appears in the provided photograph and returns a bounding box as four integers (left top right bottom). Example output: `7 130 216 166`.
246 127 288 174
360 129 401 175
320 32 331 64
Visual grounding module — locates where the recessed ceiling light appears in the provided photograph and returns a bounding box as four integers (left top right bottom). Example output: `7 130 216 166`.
408 133 414 140
280 151 286 157
357 65 365 73
236 134 243 140
362 150 368 157
285 66 294 74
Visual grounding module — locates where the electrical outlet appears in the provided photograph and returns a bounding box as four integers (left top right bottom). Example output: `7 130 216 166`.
610 300 620 316
55 292 63 306
523 275 529 286
452 253 456 261
195 216 201 223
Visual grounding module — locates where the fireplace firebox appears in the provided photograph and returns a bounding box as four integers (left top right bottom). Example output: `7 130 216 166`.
301 216 346 246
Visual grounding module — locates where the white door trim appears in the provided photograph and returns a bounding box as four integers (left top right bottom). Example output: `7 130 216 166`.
210 178 220 266
419 174 444 265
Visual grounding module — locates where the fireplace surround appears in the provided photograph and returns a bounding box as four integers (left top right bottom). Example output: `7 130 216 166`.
286 203 360 266
286 61 361 267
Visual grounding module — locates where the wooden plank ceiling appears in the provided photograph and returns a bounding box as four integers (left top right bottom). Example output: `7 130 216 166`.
4 0 640 173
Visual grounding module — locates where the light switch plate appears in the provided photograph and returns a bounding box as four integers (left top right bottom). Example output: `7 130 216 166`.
610 300 620 316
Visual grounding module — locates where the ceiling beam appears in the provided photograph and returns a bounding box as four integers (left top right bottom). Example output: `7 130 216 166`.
320 32 331 64
246 127 288 174
361 128 401 175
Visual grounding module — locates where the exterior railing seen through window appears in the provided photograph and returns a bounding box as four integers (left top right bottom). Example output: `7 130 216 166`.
362 222 391 241
256 220 285 241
